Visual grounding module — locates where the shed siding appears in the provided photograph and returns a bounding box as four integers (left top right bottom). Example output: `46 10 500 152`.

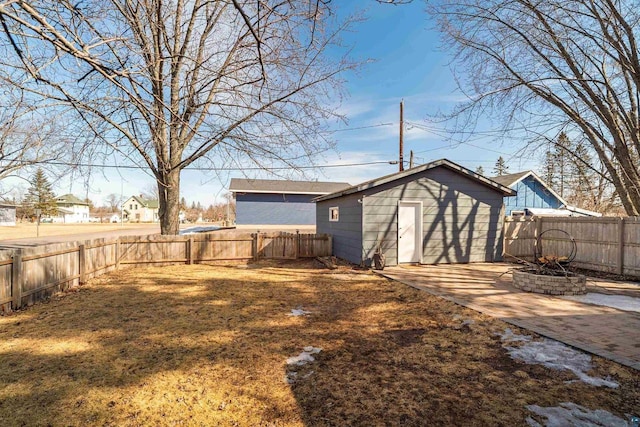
236 193 318 225
362 166 505 266
316 194 363 264
504 176 562 215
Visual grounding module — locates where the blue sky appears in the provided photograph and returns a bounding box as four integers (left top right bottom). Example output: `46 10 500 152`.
9 1 541 207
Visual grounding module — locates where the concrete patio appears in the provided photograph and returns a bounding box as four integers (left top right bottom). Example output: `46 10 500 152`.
378 263 640 371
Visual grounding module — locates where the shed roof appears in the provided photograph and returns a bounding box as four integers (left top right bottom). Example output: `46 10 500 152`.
229 178 351 195
314 159 515 202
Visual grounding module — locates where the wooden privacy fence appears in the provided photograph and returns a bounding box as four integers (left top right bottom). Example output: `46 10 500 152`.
504 216 640 277
0 232 332 312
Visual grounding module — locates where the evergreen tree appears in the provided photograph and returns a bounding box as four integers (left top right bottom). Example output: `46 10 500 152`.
542 146 557 189
475 166 485 176
555 132 570 197
23 168 57 217
492 156 508 176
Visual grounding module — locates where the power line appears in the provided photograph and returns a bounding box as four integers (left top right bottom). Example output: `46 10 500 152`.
324 122 394 133
0 159 399 172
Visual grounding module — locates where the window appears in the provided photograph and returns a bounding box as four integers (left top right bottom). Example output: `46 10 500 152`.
329 207 339 222
129 204 133 210
135 204 138 209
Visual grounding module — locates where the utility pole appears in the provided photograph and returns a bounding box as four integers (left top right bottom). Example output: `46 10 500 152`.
409 150 414 169
399 100 404 172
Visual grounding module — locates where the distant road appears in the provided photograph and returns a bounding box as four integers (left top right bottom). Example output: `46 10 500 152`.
0 223 163 248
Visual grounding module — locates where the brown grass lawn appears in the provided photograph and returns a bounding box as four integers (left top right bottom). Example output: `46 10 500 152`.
0 260 638 426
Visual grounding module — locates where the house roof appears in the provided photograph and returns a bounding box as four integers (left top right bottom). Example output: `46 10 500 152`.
490 170 568 206
314 159 516 202
56 194 89 205
125 195 159 209
229 178 351 195
489 171 532 187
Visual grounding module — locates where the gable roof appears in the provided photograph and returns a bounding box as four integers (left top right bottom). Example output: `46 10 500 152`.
490 170 568 206
314 159 515 202
490 171 532 187
229 178 351 195
125 195 159 209
56 194 89 205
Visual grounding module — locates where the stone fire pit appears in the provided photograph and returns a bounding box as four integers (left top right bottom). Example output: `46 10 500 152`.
512 268 587 296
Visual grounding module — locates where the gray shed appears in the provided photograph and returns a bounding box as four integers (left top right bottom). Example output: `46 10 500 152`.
315 159 515 266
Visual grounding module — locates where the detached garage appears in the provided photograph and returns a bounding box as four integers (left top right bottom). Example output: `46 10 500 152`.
315 159 515 266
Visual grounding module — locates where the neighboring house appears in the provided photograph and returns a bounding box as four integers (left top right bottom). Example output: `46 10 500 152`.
54 194 90 223
0 201 17 226
229 178 351 229
315 159 515 267
490 171 601 217
122 195 159 222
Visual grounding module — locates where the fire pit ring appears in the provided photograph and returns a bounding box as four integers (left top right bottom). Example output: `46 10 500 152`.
513 268 586 295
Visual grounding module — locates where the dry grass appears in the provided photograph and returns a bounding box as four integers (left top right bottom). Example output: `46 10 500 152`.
0 260 637 426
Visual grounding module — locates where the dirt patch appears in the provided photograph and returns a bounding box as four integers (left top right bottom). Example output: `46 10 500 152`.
384 328 427 346
0 260 637 426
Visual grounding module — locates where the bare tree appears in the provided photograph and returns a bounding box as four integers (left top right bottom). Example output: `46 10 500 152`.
0 89 64 190
0 0 356 234
105 193 120 213
430 0 640 215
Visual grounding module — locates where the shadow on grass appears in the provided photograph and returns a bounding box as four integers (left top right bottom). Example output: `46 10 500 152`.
0 262 637 426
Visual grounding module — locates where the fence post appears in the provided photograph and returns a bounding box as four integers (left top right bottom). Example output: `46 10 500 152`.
251 233 257 260
188 237 194 264
618 217 625 276
115 238 121 270
534 217 543 258
79 243 86 284
294 230 300 259
11 249 22 311
256 232 262 260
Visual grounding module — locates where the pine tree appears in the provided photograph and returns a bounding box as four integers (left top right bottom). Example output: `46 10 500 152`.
475 166 485 176
23 168 57 217
492 156 508 176
542 146 557 189
555 132 571 198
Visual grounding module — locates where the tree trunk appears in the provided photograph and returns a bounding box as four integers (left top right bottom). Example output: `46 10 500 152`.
157 169 181 235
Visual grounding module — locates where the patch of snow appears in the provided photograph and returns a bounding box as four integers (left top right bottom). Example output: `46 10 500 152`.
500 328 532 342
525 402 628 427
562 293 640 313
179 225 220 235
500 329 618 389
287 308 311 317
286 347 322 366
461 319 474 327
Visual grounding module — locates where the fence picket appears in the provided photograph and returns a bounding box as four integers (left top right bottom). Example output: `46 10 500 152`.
1 232 332 310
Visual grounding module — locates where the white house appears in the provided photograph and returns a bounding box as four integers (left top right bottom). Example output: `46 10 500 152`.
122 195 159 222
0 201 16 226
54 194 90 223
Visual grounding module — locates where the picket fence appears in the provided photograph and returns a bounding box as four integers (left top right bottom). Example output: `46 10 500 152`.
0 231 332 311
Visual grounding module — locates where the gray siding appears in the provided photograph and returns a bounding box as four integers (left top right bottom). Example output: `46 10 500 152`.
236 193 318 225
316 194 363 264
362 166 505 266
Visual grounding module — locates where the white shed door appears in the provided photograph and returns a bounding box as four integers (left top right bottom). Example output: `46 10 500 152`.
398 201 422 263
